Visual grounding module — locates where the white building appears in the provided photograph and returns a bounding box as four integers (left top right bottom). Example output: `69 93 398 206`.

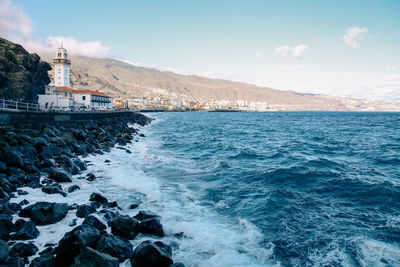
38 44 112 110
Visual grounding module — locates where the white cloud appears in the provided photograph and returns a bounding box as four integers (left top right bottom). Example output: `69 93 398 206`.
254 50 262 58
343 26 368 49
279 64 304 71
275 44 308 58
0 0 33 40
386 66 398 71
0 0 111 58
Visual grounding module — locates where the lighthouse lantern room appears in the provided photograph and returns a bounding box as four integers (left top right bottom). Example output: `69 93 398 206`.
53 43 71 87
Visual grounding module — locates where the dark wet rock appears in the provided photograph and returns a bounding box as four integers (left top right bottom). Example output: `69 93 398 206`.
73 159 87 171
0 187 9 200
104 159 111 163
170 263 186 267
57 155 72 168
83 215 107 231
55 225 102 267
71 247 118 267
138 218 164 237
134 210 160 222
7 202 22 213
76 204 96 218
44 243 55 247
1 255 25 266
17 190 29 196
41 184 67 197
0 150 23 168
110 215 139 240
103 201 118 209
0 162 6 173
49 168 72 183
10 242 38 257
40 159 56 169
11 221 39 240
99 210 118 225
68 203 78 210
19 202 69 225
67 184 80 193
129 204 139 209
95 234 133 262
130 240 173 267
39 145 62 160
90 201 102 209
0 221 10 241
139 133 145 137
86 173 96 181
29 254 54 267
90 192 108 204
69 218 78 227
86 144 96 154
13 219 27 232
0 239 9 262
34 137 48 148
38 247 54 255
70 164 81 175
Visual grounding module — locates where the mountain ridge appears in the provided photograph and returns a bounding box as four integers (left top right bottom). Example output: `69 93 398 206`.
40 53 400 111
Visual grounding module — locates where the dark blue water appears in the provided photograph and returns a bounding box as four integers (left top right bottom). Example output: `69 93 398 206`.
130 112 400 266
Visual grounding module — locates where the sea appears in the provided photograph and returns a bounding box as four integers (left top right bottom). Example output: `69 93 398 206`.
14 112 400 266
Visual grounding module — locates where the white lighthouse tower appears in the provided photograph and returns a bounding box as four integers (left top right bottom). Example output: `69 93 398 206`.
53 43 71 87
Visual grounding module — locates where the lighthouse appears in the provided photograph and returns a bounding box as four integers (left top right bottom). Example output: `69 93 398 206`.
53 43 71 87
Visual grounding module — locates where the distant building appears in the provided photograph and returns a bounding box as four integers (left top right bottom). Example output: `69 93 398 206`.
38 45 112 110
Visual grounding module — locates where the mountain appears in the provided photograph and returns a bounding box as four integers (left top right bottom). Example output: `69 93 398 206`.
38 54 399 111
0 38 51 102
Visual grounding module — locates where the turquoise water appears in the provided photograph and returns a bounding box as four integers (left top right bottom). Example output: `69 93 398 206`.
114 112 400 266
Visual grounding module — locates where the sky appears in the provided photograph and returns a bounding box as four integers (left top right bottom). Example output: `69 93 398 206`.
1 0 400 101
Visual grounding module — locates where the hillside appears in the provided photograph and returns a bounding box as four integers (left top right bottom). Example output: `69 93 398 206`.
0 38 51 102
40 54 399 111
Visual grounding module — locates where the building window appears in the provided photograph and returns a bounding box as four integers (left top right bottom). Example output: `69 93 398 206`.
82 96 86 100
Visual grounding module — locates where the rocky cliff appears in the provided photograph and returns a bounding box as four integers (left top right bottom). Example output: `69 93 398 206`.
0 38 51 102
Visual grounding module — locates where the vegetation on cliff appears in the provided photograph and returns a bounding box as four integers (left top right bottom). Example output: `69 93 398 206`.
0 37 51 102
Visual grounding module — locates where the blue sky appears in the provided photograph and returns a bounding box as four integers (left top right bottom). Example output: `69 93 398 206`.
2 0 400 100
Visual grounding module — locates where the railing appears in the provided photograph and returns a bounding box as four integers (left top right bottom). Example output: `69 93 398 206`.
0 99 39 112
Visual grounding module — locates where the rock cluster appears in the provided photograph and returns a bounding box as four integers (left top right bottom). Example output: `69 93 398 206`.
0 115 185 266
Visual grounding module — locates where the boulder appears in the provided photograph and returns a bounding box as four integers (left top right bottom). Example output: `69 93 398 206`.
10 242 38 257
55 225 102 267
86 173 96 181
110 215 139 240
138 218 164 237
73 159 87 171
170 263 186 267
19 202 69 225
29 254 54 267
83 215 107 231
134 211 160 222
11 221 39 240
0 162 7 173
129 204 139 209
90 192 108 204
76 204 96 218
41 184 67 197
0 221 10 241
95 234 133 262
130 240 173 267
67 184 80 193
49 168 72 183
71 247 118 267
13 219 27 232
70 164 81 175
0 150 23 168
0 239 9 262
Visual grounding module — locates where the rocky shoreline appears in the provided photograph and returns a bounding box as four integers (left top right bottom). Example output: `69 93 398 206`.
0 113 184 266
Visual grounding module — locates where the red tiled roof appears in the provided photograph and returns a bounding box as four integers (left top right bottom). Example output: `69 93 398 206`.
71 89 111 98
55 86 73 91
55 86 111 97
